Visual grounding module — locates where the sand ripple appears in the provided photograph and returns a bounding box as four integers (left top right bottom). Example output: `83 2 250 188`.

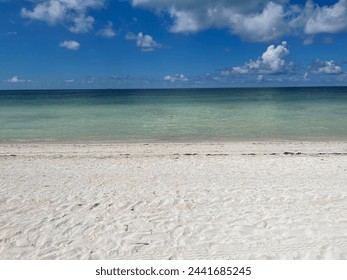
0 142 346 259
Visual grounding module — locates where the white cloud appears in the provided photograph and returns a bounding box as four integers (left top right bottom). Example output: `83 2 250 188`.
126 32 162 51
97 21 116 38
303 72 309 80
137 32 161 51
257 75 264 82
131 0 287 41
261 41 290 72
228 2 286 42
130 0 347 42
309 60 343 74
163 73 188 82
60 40 80 51
304 0 347 34
21 0 105 33
68 14 94 33
167 1 287 41
65 79 75 83
6 76 29 83
18 0 347 41
21 0 65 24
168 8 200 33
231 41 293 74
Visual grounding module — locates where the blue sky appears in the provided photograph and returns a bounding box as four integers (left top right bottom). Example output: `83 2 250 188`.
1 0 347 89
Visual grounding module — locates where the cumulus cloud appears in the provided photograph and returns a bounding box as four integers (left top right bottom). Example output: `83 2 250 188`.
130 0 288 41
303 0 347 34
163 73 188 82
21 1 65 24
227 2 287 42
6 76 29 83
125 32 162 51
303 72 309 80
230 41 294 75
130 0 347 42
96 21 116 38
257 75 264 82
309 60 343 74
60 40 80 51
18 1 347 41
68 14 94 33
21 0 105 33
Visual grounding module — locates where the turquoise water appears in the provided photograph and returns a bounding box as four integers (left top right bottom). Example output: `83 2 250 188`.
1 87 347 142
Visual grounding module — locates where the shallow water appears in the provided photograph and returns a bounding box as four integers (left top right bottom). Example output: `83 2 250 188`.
1 87 347 141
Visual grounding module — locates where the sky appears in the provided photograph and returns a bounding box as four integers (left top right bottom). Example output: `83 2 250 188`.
1 0 347 89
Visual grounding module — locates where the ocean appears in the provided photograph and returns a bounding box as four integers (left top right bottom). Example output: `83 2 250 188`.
1 87 347 142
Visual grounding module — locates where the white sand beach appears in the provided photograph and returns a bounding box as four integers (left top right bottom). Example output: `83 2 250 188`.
0 142 346 259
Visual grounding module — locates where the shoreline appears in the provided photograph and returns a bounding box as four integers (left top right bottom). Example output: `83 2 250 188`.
1 141 347 155
2 137 347 145
1 142 346 259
